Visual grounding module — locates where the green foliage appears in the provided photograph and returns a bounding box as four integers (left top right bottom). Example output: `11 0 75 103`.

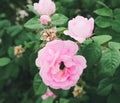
24 17 44 30
0 57 11 67
99 48 120 77
82 42 102 68
94 2 120 43
113 8 120 19
95 16 112 28
108 42 120 50
50 87 70 98
107 93 120 103
60 98 70 103
92 35 112 45
7 25 23 37
3 64 19 79
97 78 112 96
112 20 120 33
0 20 11 37
94 8 113 17
33 73 47 95
0 17 38 103
41 97 54 103
8 47 14 58
52 13 68 26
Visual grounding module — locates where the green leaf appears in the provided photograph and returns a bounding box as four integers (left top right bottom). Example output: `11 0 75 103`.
29 53 37 69
52 13 68 26
108 42 120 50
24 41 34 49
26 32 35 40
97 78 112 96
82 42 102 68
33 73 47 95
0 99 4 103
15 33 30 45
0 20 11 28
8 47 14 58
60 98 69 103
42 97 54 103
99 48 120 76
7 25 23 37
83 38 93 45
112 20 120 33
96 1 109 8
50 87 69 98
0 64 19 80
35 98 42 103
94 27 112 36
0 13 6 18
94 8 113 17
113 71 120 94
107 93 120 103
6 64 19 78
0 29 4 37
95 16 112 28
57 27 66 32
92 35 112 45
114 8 120 19
0 57 11 67
24 17 44 29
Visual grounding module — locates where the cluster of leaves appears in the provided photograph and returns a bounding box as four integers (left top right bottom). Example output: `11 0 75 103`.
0 17 40 103
0 0 120 103
91 1 120 103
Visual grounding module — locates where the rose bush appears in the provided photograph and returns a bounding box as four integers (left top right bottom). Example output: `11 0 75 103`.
0 0 120 103
24 0 120 102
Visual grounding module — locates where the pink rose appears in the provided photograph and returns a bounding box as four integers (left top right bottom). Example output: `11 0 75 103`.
34 0 56 15
40 15 51 25
64 16 94 43
41 88 56 100
36 40 87 90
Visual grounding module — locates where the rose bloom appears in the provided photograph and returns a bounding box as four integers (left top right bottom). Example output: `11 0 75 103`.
41 88 56 100
34 0 56 15
40 15 51 25
64 16 94 43
36 40 87 90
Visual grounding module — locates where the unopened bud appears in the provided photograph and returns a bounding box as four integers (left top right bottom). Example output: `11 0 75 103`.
40 15 51 25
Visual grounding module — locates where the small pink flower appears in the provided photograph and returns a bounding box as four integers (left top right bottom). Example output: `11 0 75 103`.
40 15 51 25
64 16 94 43
36 40 87 90
41 88 56 100
34 0 56 15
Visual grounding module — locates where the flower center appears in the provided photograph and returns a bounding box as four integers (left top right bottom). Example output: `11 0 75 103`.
59 61 65 70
